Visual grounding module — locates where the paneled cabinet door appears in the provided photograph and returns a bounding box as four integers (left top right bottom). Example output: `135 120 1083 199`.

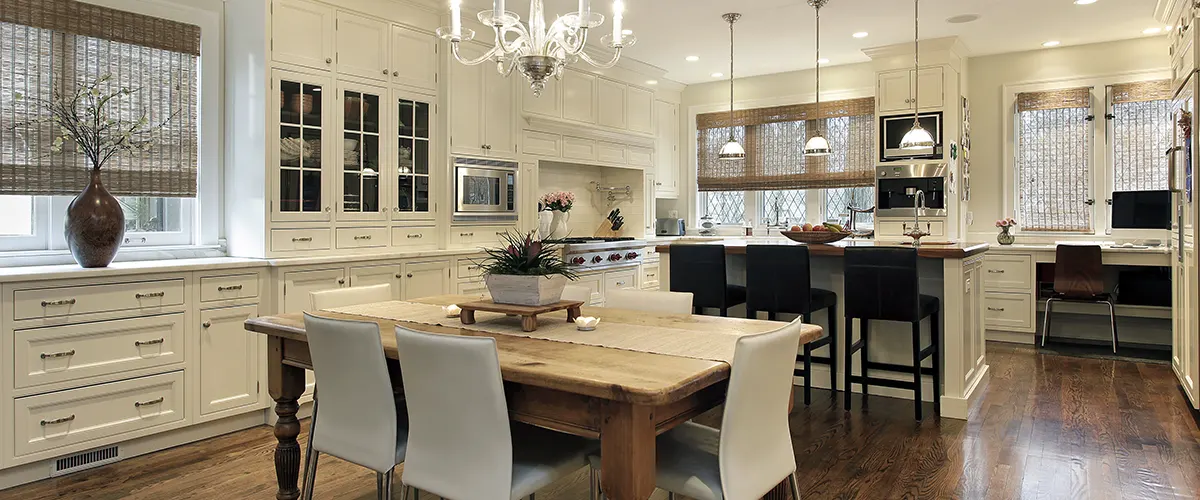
338 82 387 221
272 0 334 71
654 100 679 198
561 69 597 124
335 11 389 81
393 90 436 219
522 73 561 118
915 67 945 110
598 79 627 129
391 25 438 91
450 43 485 156
199 305 261 416
484 68 516 156
644 172 656 235
283 268 346 313
402 260 451 300
626 86 654 134
273 69 334 223
349 264 403 298
877 69 913 113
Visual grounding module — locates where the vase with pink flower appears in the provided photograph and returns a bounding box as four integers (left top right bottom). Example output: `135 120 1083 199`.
540 191 575 240
995 217 1017 245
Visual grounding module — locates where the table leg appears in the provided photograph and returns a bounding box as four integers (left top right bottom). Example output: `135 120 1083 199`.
567 306 581 323
460 309 476 325
522 314 538 332
600 402 656 500
268 337 307 500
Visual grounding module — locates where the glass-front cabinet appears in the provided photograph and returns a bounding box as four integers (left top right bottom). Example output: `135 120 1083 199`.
273 69 333 222
393 89 435 220
338 83 385 221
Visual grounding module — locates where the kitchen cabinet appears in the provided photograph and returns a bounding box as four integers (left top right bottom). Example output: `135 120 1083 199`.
605 269 638 292
522 75 561 118
337 81 386 221
390 24 438 91
198 305 261 416
654 100 680 198
644 172 656 236
598 78 627 129
877 67 944 114
521 130 562 157
449 43 515 157
598 141 626 164
573 272 605 305
349 264 403 297
282 268 346 313
402 260 452 300
392 89 436 220
272 68 334 223
335 11 389 82
626 86 654 134
562 136 599 161
483 69 517 156
272 0 335 71
562 69 598 124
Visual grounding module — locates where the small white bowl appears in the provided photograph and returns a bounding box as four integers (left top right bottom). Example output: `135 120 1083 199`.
443 304 462 318
574 316 600 331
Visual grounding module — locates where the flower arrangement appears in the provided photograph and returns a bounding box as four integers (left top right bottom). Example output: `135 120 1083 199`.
995 217 1016 245
479 231 578 279
540 191 575 212
995 217 1016 228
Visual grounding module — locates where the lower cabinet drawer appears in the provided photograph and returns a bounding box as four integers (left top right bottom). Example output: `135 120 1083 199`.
984 292 1035 332
14 371 185 458
640 263 661 290
574 273 604 305
450 226 514 248
391 226 437 248
14 279 186 321
457 279 490 298
457 260 485 280
605 270 638 292
200 274 260 303
15 314 186 391
271 229 332 252
335 227 389 249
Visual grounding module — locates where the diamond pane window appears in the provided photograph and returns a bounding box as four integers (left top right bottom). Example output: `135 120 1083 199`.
761 190 806 226
824 186 874 225
702 191 745 225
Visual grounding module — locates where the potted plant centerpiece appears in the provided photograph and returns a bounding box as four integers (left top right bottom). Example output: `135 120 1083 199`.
480 231 578 306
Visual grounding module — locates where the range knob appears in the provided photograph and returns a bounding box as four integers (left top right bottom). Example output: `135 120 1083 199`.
625 252 639 260
591 255 604 264
572 257 586 265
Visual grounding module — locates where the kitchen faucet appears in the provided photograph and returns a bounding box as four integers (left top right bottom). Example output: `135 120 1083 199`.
906 189 931 247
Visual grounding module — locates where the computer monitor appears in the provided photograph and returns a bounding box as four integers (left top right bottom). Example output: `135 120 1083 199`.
1111 190 1172 230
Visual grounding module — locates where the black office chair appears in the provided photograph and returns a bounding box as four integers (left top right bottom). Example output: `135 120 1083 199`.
745 245 838 405
669 244 745 316
1042 245 1118 353
842 247 940 420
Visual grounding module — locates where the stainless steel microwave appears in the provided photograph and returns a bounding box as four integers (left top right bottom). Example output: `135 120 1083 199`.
880 112 943 162
453 157 518 224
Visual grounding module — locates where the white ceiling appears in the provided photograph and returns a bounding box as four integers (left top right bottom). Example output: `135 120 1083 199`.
461 0 1163 84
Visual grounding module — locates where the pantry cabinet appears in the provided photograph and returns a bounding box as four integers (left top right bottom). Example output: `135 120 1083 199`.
335 11 389 81
654 100 680 198
272 0 335 71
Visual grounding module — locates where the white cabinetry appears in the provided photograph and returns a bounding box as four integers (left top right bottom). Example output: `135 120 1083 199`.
598 79 627 129
402 260 452 300
626 86 653 134
349 264 403 296
272 68 334 223
450 43 515 157
877 67 944 113
644 172 656 235
654 100 680 198
562 70 598 123
283 268 346 313
272 0 335 71
335 11 389 81
198 305 261 416
390 24 438 91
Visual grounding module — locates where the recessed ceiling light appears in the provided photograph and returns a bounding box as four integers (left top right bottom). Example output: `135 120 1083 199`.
946 14 980 24
646 80 658 85
622 29 633 35
1042 40 1061 47
711 72 724 78
1073 0 1097 4
816 58 830 64
685 55 700 62
852 31 869 38
1144 27 1163 34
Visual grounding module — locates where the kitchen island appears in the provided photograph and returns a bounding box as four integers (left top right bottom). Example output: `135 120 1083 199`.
656 239 990 420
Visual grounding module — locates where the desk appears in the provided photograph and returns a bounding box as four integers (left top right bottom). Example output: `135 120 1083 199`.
245 295 823 500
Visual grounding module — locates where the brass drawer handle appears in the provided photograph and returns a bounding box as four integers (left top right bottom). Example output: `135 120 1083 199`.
135 338 165 347
987 307 1005 312
460 232 474 237
41 299 76 307
40 415 75 426
217 285 244 292
40 349 76 360
616 281 627 286
135 291 166 299
292 237 313 243
134 397 164 408
987 269 1005 274
354 235 373 240
467 266 480 270
407 234 423 239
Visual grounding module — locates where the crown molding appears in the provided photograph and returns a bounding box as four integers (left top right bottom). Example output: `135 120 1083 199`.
862 36 970 60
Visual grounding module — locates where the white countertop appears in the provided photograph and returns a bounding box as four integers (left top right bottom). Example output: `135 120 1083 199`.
265 247 488 267
0 257 270 283
985 243 1171 254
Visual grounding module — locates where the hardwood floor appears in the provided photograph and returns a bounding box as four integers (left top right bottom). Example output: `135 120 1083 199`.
5 342 1200 500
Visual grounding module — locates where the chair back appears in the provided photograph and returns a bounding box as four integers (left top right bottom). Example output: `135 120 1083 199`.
311 284 393 310
1053 245 1105 299
394 326 512 499
718 317 804 499
746 245 813 315
302 314 397 472
843 247 921 322
669 244 728 309
562 284 592 304
604 289 693 315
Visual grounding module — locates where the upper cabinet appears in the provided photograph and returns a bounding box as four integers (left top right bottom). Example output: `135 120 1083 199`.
393 89 436 219
449 43 516 157
627 87 654 135
522 76 561 118
337 81 386 221
597 79 627 129
562 70 597 123
273 68 333 222
877 67 944 114
272 0 335 71
335 11 388 81
654 100 680 198
520 69 657 138
390 25 438 92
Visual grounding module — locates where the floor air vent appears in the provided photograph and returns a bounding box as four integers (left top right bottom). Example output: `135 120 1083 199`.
51 445 120 477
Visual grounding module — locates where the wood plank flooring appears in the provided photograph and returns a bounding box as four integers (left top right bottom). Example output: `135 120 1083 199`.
4 342 1200 500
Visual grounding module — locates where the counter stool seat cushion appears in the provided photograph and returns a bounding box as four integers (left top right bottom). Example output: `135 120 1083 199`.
725 285 747 306
810 288 837 312
510 423 596 500
919 294 940 318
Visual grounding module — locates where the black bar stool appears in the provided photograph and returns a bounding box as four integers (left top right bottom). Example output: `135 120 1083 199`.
669 244 745 317
842 247 940 420
745 245 838 405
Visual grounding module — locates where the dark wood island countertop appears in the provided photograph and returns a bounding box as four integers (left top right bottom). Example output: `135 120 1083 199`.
654 239 990 259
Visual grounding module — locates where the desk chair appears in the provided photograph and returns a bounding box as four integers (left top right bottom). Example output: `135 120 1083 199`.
1041 245 1118 353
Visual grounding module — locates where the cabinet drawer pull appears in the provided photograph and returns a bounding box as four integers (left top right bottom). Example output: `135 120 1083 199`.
354 235 373 241
460 232 474 237
615 281 627 286
467 265 480 270
135 291 166 299
41 298 77 307
217 285 244 292
646 273 656 278
987 307 1005 312
407 234 423 239
987 269 1005 274
292 237 313 243
337 278 346 285
40 415 75 426
40 349 76 360
134 397 164 408
135 338 165 347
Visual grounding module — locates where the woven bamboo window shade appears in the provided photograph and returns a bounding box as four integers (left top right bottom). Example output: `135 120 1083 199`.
0 0 201 197
1015 87 1094 232
1110 79 1174 192
696 97 875 191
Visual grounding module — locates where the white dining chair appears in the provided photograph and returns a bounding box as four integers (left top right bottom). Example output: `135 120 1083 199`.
310 283 393 310
604 289 693 315
394 325 597 500
562 284 592 304
590 317 805 500
301 314 408 500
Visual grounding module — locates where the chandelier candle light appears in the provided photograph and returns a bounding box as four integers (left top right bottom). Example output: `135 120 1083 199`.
718 13 746 161
803 0 830 157
899 0 935 151
438 0 635 97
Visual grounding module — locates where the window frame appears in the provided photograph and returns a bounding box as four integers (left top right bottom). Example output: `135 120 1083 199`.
699 188 875 230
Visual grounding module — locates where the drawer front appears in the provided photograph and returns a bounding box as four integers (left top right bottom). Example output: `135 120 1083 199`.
271 228 333 252
335 227 389 249
983 255 1033 291
522 130 561 157
15 314 186 390
391 226 436 248
574 273 604 305
598 141 625 164
457 260 485 280
628 146 653 168
15 279 186 321
200 274 260 303
640 263 660 290
562 136 598 161
605 270 638 292
15 371 185 458
451 227 513 247
456 279 490 299
984 292 1035 331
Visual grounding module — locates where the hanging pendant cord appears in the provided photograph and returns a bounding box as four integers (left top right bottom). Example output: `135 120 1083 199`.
728 16 736 142
912 0 920 126
815 5 822 135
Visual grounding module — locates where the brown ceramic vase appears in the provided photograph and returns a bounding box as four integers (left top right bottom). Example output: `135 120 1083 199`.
65 170 125 268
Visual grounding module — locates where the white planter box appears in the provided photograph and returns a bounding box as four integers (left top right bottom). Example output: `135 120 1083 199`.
485 274 568 306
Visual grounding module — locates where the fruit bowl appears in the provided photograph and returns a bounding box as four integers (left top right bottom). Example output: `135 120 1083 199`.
781 230 852 244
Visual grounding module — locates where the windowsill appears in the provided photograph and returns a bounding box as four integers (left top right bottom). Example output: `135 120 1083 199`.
0 244 227 269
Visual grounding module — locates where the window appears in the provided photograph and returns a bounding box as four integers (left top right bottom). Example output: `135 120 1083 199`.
825 186 874 225
701 191 746 225
1109 82 1173 192
761 190 806 226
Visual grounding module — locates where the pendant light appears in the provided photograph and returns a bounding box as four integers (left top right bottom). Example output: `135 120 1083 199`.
803 0 830 157
718 13 746 161
899 0 935 150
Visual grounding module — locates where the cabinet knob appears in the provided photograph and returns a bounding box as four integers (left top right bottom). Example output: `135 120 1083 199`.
407 273 414 278
325 207 332 213
337 278 346 285
393 71 399 77
396 273 403 278
326 57 333 64
383 69 389 75
201 321 212 329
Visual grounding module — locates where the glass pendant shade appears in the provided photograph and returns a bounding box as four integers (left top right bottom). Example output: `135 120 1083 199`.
900 123 935 150
719 139 746 160
804 135 830 156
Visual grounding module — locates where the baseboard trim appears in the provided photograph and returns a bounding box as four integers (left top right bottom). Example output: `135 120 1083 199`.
987 330 1035 344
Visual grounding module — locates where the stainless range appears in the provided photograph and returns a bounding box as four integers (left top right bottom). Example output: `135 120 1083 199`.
548 238 647 271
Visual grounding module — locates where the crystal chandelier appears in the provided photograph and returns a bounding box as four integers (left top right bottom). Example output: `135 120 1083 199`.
899 0 935 150
437 0 636 97
718 13 746 161
803 0 830 157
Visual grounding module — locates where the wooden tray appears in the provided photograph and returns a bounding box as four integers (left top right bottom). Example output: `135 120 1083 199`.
459 300 585 332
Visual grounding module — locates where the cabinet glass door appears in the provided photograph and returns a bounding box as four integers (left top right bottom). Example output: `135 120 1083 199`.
395 91 434 219
340 85 384 220
276 72 330 221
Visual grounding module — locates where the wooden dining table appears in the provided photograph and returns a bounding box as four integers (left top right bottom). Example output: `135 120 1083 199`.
244 295 823 500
